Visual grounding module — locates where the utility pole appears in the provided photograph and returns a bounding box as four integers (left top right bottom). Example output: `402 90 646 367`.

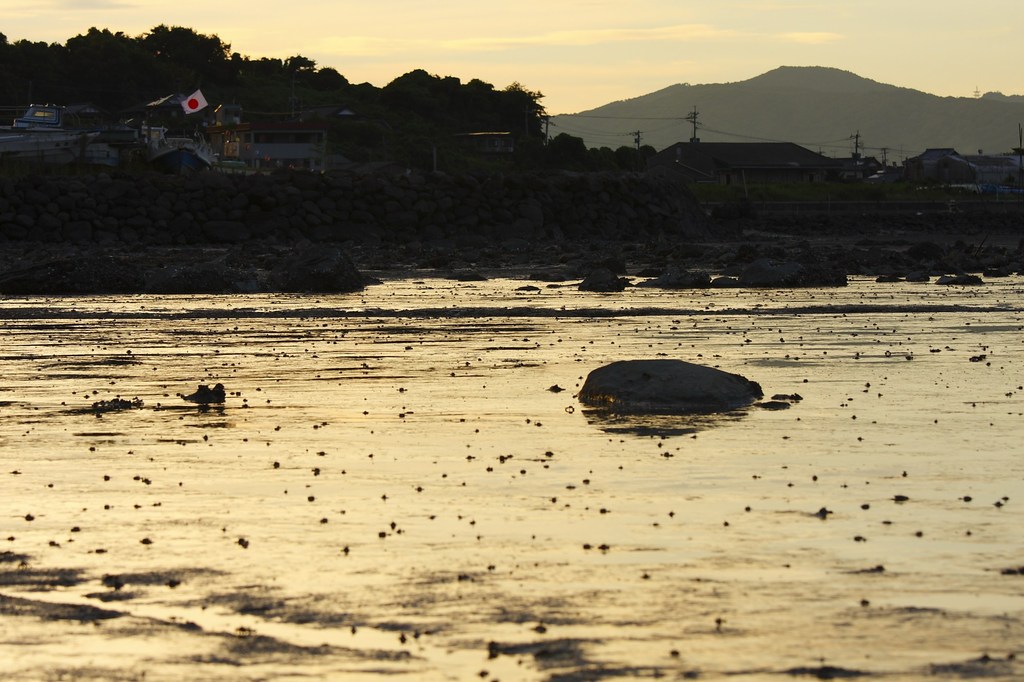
289 74 298 119
851 131 861 159
1018 123 1022 204
634 130 643 171
524 105 536 136
686 106 700 143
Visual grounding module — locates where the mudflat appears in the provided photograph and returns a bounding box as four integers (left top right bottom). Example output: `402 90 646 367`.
1 269 1022 680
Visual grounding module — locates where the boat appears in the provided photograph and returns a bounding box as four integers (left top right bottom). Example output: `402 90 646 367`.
141 93 214 174
145 126 214 174
0 103 142 166
0 104 99 164
0 129 98 164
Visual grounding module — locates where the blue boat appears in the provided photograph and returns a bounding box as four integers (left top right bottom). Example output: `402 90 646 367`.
146 126 214 174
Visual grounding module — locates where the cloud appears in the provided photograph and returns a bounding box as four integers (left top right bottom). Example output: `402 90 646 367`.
5 0 136 22
448 24 742 50
736 1 825 10
19 0 136 9
313 23 743 58
776 31 844 44
311 36 398 58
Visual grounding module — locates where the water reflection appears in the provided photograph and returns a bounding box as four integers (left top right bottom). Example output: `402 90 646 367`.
582 406 752 438
1 276 1022 681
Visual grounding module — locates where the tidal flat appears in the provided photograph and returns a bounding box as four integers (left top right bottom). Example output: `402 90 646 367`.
1 277 1023 681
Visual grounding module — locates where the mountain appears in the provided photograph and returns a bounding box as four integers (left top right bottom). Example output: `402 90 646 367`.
551 66 1024 161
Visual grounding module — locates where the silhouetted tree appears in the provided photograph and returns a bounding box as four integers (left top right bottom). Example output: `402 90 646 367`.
547 133 591 169
140 25 235 89
502 81 546 137
308 67 348 92
64 28 156 105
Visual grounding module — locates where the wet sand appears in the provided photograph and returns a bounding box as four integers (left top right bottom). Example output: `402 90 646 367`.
1 277 1023 681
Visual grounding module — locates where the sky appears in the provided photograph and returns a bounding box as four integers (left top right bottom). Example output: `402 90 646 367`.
5 0 1023 114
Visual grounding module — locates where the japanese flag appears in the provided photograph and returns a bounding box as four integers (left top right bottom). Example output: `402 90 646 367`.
182 89 208 114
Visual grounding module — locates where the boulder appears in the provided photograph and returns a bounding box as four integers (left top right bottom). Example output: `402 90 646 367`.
578 267 629 292
144 263 259 294
0 254 144 294
936 273 984 286
738 258 847 288
738 259 804 287
270 244 371 293
203 220 251 244
638 265 711 289
905 241 946 262
710 276 741 288
578 359 763 414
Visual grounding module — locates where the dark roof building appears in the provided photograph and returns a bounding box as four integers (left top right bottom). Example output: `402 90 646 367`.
834 155 883 181
455 131 515 154
903 148 967 183
905 148 1024 185
648 142 839 184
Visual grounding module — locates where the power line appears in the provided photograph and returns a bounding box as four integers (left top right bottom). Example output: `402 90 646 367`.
556 113 687 121
555 112 923 158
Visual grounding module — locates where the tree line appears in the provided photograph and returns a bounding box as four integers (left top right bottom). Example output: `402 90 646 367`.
0 26 652 172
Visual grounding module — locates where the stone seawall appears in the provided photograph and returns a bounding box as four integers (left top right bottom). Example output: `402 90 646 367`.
0 170 709 248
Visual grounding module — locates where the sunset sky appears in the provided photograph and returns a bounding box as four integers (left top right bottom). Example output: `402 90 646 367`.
5 0 1022 114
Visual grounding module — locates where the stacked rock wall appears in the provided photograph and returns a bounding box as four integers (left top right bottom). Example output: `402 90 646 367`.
0 170 709 247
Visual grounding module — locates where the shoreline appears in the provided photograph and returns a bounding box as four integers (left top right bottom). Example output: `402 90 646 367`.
2 213 1021 295
1 168 1021 294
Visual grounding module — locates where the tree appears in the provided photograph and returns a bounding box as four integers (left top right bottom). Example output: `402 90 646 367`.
308 66 347 92
64 28 156 105
501 81 546 137
140 25 235 88
284 55 317 74
546 133 591 169
1 39 66 105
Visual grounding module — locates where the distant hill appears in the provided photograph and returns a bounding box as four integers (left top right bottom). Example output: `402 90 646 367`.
551 66 1024 161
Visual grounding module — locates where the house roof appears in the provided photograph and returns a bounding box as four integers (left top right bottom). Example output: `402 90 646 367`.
910 148 961 162
835 156 881 169
301 105 358 120
651 142 837 178
962 155 1022 169
455 131 513 137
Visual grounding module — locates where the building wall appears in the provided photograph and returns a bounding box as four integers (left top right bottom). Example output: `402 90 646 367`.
212 128 327 170
719 168 825 185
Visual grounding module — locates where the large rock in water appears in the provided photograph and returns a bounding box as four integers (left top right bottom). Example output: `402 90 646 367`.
578 359 763 413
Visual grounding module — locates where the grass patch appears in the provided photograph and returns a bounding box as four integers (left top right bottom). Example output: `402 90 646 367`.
688 181 979 203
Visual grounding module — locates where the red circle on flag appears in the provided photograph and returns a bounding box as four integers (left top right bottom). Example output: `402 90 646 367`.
187 98 199 110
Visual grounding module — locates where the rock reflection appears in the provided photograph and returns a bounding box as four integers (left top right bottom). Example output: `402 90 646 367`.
582 407 750 438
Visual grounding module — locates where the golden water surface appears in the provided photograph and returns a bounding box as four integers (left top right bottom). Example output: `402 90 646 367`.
1 277 1022 680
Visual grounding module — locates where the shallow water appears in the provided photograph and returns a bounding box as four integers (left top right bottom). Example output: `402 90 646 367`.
1 276 1023 681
